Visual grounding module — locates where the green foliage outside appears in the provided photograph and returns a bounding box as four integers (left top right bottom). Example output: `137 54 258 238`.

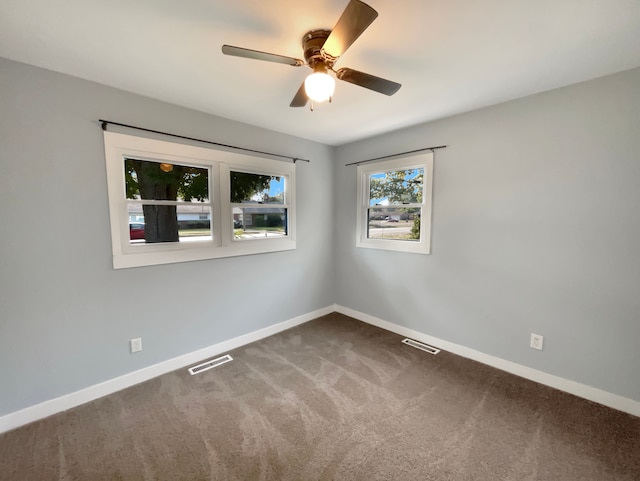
230 171 279 203
254 213 283 228
266 213 283 227
410 216 420 240
369 169 423 204
125 159 209 202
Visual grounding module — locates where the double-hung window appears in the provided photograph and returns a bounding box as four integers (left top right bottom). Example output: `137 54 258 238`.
104 132 296 268
356 152 433 254
223 169 289 240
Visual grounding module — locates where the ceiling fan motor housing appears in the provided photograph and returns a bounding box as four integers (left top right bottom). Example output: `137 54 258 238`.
302 29 333 70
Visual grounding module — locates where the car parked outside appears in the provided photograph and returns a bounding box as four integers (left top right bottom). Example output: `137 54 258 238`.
129 222 145 240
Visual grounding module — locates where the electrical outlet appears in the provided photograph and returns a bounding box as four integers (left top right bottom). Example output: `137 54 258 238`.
530 333 544 351
130 337 142 353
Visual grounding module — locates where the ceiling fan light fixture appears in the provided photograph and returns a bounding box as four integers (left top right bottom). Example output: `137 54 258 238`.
304 71 335 103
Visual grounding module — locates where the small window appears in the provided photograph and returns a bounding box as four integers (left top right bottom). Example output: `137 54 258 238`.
356 152 433 254
104 132 296 269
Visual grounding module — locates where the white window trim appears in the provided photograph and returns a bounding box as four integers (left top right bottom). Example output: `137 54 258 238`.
104 131 296 269
356 152 433 254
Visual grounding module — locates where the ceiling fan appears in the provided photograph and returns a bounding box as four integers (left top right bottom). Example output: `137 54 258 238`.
221 0 401 109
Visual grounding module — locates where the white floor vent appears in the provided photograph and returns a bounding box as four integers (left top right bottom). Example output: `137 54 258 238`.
188 354 233 375
402 338 441 355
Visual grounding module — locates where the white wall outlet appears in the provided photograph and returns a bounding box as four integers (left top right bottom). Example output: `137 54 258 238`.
530 333 544 351
130 337 142 353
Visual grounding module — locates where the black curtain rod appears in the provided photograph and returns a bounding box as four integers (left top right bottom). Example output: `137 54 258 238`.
99 120 311 163
344 145 447 166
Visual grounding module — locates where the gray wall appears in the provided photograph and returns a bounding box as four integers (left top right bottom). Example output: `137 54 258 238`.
334 67 640 402
0 58 335 416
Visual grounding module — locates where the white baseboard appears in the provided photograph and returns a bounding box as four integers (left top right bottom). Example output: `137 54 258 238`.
335 305 640 418
0 305 335 434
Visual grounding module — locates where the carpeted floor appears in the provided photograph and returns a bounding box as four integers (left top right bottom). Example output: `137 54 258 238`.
1 313 639 480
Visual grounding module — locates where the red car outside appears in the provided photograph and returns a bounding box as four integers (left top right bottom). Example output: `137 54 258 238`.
129 223 145 240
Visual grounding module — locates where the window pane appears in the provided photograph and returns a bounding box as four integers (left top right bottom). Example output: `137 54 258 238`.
233 208 287 240
231 171 284 204
369 168 424 206
367 208 421 241
125 158 209 202
127 203 212 244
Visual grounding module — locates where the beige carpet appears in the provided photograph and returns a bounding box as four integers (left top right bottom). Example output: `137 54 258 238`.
1 313 639 480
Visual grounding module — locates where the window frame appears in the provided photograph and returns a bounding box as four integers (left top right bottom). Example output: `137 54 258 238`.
356 152 434 254
222 162 294 243
104 131 296 269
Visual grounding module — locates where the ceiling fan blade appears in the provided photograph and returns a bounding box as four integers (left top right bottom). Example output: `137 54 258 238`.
222 45 304 66
335 68 401 96
321 0 378 62
290 81 308 107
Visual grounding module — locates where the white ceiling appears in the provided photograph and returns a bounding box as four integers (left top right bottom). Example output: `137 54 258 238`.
2 0 640 146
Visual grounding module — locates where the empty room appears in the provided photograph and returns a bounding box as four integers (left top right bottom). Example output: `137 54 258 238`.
1 0 639 479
